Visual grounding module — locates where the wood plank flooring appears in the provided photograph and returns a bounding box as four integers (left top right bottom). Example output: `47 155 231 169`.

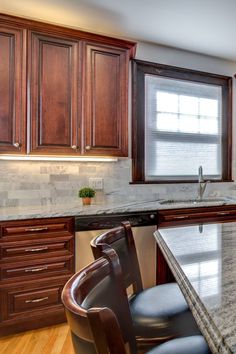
0 324 74 354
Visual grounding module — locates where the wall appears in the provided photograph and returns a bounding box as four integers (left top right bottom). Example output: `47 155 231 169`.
1 157 235 208
1 16 236 207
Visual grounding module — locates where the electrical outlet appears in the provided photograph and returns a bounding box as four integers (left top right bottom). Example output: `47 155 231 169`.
89 178 104 190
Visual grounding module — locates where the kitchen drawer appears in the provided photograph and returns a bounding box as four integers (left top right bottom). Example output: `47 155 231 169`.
0 217 74 241
0 237 73 262
12 287 60 313
158 206 236 227
1 256 73 281
0 275 71 324
0 280 67 321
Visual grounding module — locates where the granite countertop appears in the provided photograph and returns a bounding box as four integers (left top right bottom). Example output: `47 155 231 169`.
155 222 236 354
0 196 236 221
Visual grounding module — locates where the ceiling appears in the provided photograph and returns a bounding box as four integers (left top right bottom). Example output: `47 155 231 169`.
1 0 236 61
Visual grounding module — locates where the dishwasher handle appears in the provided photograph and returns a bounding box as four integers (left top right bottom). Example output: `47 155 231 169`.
75 212 158 231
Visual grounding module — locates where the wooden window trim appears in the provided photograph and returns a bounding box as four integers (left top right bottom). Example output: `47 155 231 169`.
132 59 232 184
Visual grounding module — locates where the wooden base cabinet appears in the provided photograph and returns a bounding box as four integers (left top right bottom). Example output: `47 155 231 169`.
0 217 75 336
0 277 69 336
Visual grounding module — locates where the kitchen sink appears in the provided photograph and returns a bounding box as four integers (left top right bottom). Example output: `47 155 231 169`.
159 198 228 205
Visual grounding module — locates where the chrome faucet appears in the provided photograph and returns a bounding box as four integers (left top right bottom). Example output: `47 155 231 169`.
197 166 209 201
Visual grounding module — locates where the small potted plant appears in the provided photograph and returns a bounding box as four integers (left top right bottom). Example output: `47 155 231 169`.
78 187 96 205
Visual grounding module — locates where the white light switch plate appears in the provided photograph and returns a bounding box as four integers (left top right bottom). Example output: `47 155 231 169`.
89 178 104 190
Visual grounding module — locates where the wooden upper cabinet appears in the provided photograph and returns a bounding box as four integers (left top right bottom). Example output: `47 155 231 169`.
28 31 81 154
0 14 136 157
0 24 26 153
83 43 129 156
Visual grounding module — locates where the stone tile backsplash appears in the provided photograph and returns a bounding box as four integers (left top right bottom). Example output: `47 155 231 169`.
0 159 235 207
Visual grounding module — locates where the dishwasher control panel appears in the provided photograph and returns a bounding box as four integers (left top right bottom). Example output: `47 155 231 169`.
75 211 158 231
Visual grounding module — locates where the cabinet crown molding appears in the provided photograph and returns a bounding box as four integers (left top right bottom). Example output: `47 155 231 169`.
0 12 137 58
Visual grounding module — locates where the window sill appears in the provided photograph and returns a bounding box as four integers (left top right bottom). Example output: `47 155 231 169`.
130 179 234 184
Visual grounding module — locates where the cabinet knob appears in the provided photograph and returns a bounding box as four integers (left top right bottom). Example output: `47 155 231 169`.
71 145 78 150
85 145 91 151
13 142 20 148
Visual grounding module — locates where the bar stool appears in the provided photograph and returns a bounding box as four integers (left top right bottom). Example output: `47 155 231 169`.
62 248 211 354
90 221 201 348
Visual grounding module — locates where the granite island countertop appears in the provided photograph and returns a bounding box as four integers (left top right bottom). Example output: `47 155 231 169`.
155 222 236 354
0 197 236 221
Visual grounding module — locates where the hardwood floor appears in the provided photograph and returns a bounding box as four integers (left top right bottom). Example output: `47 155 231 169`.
0 324 74 354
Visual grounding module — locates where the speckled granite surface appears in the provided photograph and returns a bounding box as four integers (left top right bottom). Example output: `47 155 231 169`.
155 222 236 354
0 197 235 221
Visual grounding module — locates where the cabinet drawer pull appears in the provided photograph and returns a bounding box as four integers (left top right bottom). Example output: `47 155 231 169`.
217 212 230 215
174 215 188 219
24 227 49 232
25 246 48 252
24 266 48 273
25 297 49 304
85 145 91 150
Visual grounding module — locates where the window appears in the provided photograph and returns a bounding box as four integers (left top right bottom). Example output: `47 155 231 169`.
132 60 232 183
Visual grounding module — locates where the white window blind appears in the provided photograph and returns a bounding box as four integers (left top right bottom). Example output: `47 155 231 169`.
145 75 222 181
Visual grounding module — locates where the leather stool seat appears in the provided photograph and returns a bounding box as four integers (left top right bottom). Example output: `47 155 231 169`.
130 283 200 338
148 335 211 354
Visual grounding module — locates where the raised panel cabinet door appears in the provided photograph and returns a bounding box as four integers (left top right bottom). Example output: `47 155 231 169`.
29 32 81 154
0 25 26 153
84 43 129 156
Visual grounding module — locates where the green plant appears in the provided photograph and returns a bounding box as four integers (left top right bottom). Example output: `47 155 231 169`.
78 187 96 198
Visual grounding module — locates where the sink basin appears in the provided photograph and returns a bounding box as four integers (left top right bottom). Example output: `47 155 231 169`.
159 198 228 205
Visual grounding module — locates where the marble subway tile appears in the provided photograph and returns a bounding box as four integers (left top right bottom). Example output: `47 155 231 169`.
40 197 53 206
0 183 13 191
78 166 97 174
8 190 50 199
40 165 67 174
4 199 19 207
0 191 8 199
0 158 235 207
49 174 70 182
50 189 76 198
50 196 81 205
17 198 45 207
19 182 41 190
68 174 87 182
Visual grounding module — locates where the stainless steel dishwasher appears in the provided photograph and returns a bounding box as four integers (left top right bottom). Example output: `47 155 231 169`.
75 212 158 289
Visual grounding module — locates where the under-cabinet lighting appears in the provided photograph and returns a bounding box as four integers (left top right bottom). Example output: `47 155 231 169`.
0 155 118 162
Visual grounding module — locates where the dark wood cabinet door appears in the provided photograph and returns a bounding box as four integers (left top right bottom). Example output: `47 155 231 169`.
83 43 129 156
28 32 81 154
0 25 26 153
